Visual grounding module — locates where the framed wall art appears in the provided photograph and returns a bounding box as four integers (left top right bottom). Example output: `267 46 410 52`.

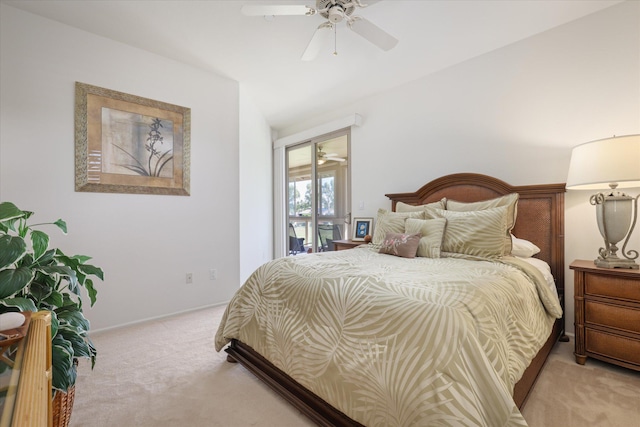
352 217 373 241
75 82 191 195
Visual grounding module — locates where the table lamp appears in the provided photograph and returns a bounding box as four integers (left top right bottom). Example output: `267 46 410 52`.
566 134 640 269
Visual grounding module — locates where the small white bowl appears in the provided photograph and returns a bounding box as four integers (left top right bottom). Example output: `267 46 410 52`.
0 312 26 331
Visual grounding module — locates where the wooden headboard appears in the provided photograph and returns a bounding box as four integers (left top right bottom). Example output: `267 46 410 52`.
385 173 566 298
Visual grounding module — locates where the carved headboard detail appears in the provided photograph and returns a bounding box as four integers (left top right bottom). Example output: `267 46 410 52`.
385 173 566 297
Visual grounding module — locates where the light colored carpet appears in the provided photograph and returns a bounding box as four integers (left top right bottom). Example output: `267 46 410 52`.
70 305 640 427
520 335 640 427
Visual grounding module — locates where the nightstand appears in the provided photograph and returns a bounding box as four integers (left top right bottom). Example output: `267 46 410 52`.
570 260 640 371
333 240 364 251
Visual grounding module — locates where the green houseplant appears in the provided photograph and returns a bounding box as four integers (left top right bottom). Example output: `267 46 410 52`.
0 201 104 396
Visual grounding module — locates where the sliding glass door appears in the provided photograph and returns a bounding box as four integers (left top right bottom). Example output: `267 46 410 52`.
286 131 350 255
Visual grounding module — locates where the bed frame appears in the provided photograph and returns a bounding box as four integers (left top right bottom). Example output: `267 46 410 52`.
226 173 566 426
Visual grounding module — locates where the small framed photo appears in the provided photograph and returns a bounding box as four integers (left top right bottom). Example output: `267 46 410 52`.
352 217 373 241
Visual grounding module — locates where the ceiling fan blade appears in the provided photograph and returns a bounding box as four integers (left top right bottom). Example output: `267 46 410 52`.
301 23 333 61
241 5 314 16
324 152 346 161
348 17 398 51
347 0 382 7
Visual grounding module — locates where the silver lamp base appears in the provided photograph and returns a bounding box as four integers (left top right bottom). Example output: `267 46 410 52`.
595 256 639 269
591 190 639 270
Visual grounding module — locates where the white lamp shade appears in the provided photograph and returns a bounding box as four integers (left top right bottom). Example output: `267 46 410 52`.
566 134 640 190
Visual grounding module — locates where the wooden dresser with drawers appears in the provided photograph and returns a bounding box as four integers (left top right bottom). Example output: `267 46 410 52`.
571 260 640 371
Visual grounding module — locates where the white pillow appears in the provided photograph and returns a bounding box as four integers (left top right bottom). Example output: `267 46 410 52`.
511 234 540 258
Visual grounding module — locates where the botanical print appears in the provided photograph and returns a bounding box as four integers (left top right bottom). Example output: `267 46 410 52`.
101 108 174 178
75 82 190 195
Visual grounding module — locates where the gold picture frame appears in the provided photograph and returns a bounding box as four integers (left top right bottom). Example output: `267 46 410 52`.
75 82 190 195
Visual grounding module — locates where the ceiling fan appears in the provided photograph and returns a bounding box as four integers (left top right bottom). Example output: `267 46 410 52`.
241 0 398 61
317 146 346 164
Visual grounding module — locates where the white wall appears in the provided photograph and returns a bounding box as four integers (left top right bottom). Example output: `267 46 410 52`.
239 86 273 282
278 1 640 335
0 4 243 331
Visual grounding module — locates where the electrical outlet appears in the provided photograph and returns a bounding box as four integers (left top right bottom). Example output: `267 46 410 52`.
186 273 193 284
209 269 217 280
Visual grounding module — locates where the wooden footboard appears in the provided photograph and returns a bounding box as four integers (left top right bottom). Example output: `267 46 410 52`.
225 339 364 427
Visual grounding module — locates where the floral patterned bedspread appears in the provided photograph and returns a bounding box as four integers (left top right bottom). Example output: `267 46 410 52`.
215 246 562 426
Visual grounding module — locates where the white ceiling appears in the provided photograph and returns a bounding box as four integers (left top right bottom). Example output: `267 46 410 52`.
3 0 622 131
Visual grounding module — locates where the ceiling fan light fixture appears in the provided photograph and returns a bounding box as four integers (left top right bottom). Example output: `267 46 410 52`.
244 0 397 60
328 5 345 23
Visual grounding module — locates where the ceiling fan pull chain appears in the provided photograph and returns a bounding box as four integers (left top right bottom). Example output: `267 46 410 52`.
333 24 338 56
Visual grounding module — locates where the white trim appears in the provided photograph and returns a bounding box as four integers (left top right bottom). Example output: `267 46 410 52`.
273 146 288 258
274 114 362 148
274 116 360 258
89 302 229 335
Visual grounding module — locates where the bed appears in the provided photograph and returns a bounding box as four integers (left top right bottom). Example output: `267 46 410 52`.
216 173 566 426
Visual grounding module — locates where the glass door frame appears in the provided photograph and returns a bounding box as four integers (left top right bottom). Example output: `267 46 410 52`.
287 141 317 254
285 129 351 255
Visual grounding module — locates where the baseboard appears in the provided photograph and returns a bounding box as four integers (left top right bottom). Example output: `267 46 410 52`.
89 301 229 335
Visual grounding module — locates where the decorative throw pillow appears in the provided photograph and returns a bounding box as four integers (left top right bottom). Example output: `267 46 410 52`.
404 218 447 258
426 206 509 259
445 193 519 255
378 232 421 258
511 234 541 258
395 198 446 212
371 209 426 246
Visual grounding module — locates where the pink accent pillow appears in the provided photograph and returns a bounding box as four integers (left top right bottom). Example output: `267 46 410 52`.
378 232 421 258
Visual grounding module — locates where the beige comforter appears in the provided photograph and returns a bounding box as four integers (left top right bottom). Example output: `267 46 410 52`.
215 246 562 426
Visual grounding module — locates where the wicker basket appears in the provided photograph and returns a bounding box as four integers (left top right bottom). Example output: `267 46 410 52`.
52 385 75 427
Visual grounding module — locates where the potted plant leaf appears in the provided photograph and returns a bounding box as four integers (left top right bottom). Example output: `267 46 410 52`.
0 201 104 426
